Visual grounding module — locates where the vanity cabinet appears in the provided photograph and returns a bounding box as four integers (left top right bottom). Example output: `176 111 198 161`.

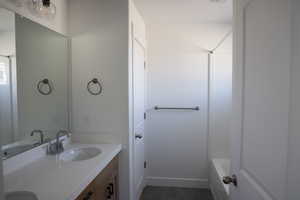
76 156 119 200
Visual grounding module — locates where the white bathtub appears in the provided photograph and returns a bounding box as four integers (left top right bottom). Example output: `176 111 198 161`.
210 159 230 200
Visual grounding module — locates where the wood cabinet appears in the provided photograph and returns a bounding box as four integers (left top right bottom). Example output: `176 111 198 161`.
76 156 119 200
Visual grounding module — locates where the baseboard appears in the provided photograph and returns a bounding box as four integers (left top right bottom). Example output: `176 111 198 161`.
137 177 146 200
146 176 209 189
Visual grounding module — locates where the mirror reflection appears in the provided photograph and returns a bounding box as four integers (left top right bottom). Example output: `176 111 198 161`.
0 8 69 159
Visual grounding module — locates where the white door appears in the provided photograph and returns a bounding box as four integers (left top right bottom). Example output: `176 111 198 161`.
133 38 146 199
230 0 291 200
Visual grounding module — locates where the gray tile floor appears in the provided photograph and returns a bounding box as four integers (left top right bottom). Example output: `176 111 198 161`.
140 186 214 200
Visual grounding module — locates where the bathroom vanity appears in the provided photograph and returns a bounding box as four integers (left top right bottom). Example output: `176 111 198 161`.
0 6 124 200
75 156 119 200
4 142 121 200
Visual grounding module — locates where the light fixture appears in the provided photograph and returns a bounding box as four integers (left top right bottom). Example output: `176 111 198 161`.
32 0 56 18
210 0 227 3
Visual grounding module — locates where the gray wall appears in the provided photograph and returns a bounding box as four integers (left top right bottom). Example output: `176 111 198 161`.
68 0 130 199
16 15 69 141
0 56 13 144
0 9 15 145
288 1 300 199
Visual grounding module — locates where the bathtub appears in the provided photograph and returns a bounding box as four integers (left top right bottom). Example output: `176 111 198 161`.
210 159 230 200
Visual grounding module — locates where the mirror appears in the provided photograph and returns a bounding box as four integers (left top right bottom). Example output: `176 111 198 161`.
0 8 69 158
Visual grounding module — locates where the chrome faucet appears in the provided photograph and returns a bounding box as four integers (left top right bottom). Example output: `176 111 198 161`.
56 130 69 152
47 130 70 155
30 130 44 144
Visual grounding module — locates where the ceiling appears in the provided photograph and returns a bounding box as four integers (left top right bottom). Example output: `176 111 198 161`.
133 0 232 25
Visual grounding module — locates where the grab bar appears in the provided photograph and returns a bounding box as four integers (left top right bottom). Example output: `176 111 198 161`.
154 106 199 111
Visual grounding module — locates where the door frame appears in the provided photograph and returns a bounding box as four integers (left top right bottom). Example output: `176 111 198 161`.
230 0 243 198
131 23 147 200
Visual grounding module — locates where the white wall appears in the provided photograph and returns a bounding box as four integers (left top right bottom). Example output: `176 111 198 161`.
145 23 231 188
288 1 300 199
68 0 131 199
209 35 232 160
145 24 213 188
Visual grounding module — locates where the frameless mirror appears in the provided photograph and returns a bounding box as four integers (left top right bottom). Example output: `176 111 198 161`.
0 8 69 159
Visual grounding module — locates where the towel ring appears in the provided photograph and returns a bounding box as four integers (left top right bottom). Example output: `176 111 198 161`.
37 78 53 95
87 78 102 95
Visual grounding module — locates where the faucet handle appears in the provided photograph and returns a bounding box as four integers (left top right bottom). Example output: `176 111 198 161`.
30 130 44 144
46 141 54 155
57 130 70 137
58 142 64 152
30 129 43 136
47 140 63 155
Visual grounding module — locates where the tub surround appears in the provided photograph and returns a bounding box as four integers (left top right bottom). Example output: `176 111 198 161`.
3 140 121 200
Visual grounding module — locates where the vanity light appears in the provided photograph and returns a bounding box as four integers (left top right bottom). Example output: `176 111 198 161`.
32 0 56 18
210 0 227 2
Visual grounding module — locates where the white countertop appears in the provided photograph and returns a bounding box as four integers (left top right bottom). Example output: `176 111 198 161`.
4 143 122 200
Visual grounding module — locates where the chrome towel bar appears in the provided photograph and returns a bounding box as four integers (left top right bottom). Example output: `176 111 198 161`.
154 106 199 111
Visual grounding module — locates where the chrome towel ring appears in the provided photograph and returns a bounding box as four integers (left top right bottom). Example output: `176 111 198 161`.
87 78 102 95
37 78 53 95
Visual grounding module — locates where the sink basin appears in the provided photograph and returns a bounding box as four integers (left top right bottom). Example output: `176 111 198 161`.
59 147 101 162
5 191 38 200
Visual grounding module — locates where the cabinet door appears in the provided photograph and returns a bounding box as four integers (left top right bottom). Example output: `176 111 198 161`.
76 157 119 200
94 180 108 200
94 157 119 200
111 173 118 200
75 183 96 200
